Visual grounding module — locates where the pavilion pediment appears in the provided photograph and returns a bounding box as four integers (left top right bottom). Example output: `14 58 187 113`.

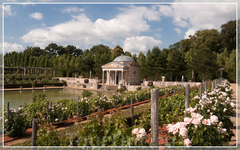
101 62 128 68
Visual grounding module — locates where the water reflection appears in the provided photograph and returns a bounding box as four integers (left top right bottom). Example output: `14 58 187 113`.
4 89 113 109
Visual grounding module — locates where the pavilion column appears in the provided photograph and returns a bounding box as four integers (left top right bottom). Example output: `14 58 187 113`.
31 69 32 74
115 71 117 85
35 69 37 75
102 70 104 85
108 71 110 85
122 70 123 85
24 68 26 76
28 69 30 74
45 70 46 75
47 70 49 75
53 70 55 77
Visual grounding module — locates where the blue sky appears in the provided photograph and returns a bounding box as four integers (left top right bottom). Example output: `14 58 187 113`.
2 2 237 55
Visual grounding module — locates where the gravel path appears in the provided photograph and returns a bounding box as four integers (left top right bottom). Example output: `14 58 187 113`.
229 83 238 146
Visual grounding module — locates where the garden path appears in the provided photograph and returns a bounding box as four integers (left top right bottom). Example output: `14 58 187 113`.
229 83 238 146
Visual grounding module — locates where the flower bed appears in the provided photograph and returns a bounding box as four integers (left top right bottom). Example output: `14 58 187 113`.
166 79 234 146
4 85 186 138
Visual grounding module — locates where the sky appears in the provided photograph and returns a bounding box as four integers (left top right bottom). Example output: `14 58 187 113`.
1 1 238 55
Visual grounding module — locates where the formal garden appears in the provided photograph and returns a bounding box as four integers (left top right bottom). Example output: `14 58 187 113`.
2 79 235 147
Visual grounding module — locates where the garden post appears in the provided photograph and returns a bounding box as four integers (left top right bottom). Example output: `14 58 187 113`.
205 81 207 94
7 102 9 118
215 79 217 86
212 81 214 92
130 99 134 126
98 106 102 126
31 119 38 146
50 101 52 109
46 103 49 124
185 84 190 110
77 96 80 117
151 89 159 145
127 90 128 98
200 82 203 99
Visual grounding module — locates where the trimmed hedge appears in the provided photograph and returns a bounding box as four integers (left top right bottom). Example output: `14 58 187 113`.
4 83 64 88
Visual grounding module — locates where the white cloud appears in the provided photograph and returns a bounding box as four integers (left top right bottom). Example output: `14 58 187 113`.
61 7 85 13
2 42 24 53
174 28 181 34
157 3 236 38
123 36 162 54
4 5 15 17
21 5 161 48
154 33 161 38
29 12 43 20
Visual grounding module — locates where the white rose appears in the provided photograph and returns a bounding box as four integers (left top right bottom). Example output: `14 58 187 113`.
132 128 139 135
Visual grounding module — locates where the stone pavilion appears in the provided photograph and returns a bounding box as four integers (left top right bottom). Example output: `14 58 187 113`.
101 54 140 86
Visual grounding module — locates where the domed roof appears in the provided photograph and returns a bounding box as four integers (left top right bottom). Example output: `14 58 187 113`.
113 54 135 62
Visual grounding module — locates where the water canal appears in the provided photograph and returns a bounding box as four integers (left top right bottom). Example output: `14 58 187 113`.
4 88 114 109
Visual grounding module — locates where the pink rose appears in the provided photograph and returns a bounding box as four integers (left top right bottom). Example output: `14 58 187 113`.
223 108 227 112
5 119 8 123
184 117 192 124
210 115 218 125
184 138 192 146
195 113 203 121
138 128 146 136
132 128 139 135
176 122 187 128
221 128 227 134
168 125 178 134
191 112 196 118
192 118 201 125
179 127 188 137
202 119 211 125
55 118 58 122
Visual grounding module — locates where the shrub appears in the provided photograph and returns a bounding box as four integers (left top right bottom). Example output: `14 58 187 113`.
82 90 93 97
116 88 125 93
4 107 28 137
36 124 69 146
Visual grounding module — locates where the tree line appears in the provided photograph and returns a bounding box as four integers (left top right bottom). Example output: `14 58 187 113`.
4 20 237 83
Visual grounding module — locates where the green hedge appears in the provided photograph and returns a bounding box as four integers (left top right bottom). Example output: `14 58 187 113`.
4 83 64 88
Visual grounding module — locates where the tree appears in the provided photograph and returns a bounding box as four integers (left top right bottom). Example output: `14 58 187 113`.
137 52 146 79
44 43 59 57
167 50 186 81
151 46 161 80
124 51 132 57
132 54 137 62
145 49 154 80
82 50 95 78
111 45 124 60
220 20 236 53
93 50 111 77
188 46 217 82
225 49 236 83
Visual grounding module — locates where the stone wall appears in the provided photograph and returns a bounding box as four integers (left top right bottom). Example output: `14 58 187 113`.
142 80 201 87
128 64 140 85
126 85 149 91
58 77 98 89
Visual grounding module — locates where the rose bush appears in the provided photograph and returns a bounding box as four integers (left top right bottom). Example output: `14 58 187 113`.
166 79 234 146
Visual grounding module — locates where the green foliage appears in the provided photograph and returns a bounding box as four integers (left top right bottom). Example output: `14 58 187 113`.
82 90 93 97
136 87 141 91
116 88 125 93
75 109 149 146
36 124 69 146
4 108 28 137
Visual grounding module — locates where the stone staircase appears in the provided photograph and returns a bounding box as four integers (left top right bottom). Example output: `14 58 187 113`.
98 85 118 92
